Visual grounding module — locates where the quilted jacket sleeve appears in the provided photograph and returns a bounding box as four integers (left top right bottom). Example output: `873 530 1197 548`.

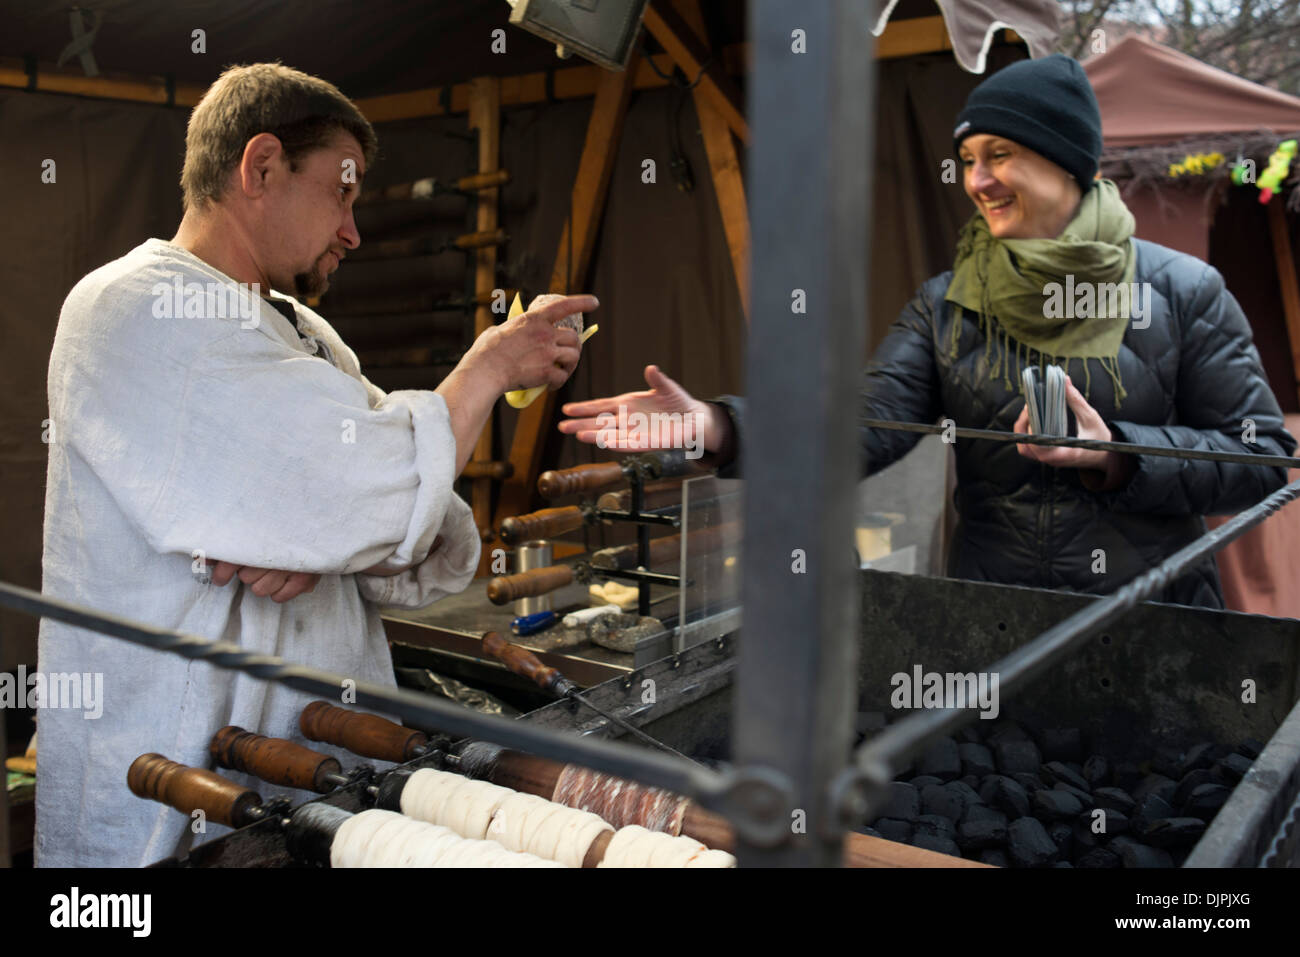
1099 263 1296 516
857 280 945 476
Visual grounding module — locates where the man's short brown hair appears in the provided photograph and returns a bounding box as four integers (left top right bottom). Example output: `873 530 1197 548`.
180 62 378 211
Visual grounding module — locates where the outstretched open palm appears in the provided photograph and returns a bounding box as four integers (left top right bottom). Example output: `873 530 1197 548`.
557 364 726 454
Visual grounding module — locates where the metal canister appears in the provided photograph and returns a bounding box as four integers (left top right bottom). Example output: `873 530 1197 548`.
514 541 553 617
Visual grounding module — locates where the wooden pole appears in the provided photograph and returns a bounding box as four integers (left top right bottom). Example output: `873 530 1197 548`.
468 77 503 567
667 0 752 323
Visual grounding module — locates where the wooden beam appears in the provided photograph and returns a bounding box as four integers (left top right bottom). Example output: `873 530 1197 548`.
468 77 502 566
643 1 749 145
672 0 751 323
493 58 639 530
1267 199 1300 409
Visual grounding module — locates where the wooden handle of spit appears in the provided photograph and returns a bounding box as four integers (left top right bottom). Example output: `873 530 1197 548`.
537 462 625 499
127 753 262 829
486 564 575 605
499 506 584 545
456 169 510 191
462 460 514 481
480 631 562 692
452 228 508 250
299 701 428 763
209 725 343 794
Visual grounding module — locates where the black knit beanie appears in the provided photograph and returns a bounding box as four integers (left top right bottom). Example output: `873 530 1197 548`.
952 54 1102 190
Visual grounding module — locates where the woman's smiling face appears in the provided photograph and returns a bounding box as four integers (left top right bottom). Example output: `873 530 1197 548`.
959 134 1083 240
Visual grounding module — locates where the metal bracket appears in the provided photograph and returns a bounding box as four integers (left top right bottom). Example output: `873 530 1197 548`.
708 765 797 848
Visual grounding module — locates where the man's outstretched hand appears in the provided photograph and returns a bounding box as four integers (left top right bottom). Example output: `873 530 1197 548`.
557 364 731 455
209 561 319 603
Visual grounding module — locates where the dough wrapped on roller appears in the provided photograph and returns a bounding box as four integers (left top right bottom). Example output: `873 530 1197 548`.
331 809 564 868
597 825 735 868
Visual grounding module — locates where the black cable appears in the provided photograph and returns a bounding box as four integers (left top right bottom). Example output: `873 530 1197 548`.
860 416 1298 470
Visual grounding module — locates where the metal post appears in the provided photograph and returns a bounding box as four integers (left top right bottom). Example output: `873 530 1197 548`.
734 0 874 865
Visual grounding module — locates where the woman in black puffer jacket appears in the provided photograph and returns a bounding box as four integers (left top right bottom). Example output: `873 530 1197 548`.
559 55 1295 609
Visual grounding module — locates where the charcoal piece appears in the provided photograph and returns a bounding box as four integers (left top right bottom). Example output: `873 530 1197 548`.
1013 772 1045 794
1008 817 1059 868
1150 746 1184 779
1077 847 1121 868
957 805 1008 851
1173 769 1215 808
1143 817 1207 848
921 784 966 821
961 774 981 791
995 738 1042 776
914 814 957 840
1177 742 1216 778
909 775 943 790
917 737 962 781
1214 753 1253 784
1182 783 1231 822
1132 794 1175 837
1112 762 1145 792
860 826 883 840
947 780 982 806
1083 755 1111 788
1048 820 1074 857
978 848 1010 868
1042 761 1091 793
911 833 963 858
1134 774 1177 805
956 725 983 745
875 818 914 844
979 775 1030 818
1031 789 1084 820
1054 782 1095 807
1093 787 1136 815
1072 816 1102 850
1040 728 1083 763
1080 807 1129 838
959 743 996 778
1052 861 1074 868
1115 841 1175 869
878 782 920 822
1237 738 1264 760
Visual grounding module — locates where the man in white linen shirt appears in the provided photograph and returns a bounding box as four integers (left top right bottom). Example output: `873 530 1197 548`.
36 62 596 866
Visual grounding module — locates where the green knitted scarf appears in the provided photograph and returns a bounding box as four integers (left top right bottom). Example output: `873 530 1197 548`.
944 179 1137 404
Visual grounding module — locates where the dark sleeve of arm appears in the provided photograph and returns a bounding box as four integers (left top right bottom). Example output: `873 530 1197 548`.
1099 265 1296 515
857 284 944 477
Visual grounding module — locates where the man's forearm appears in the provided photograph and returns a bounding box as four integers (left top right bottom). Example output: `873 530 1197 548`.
435 359 506 476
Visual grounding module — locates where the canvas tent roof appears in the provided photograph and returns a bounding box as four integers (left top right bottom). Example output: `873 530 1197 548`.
1085 34 1300 147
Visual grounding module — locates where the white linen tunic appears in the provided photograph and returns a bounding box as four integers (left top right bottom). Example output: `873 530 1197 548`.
37 239 480 866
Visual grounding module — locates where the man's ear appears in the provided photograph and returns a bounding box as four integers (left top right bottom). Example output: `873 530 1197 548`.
238 133 285 199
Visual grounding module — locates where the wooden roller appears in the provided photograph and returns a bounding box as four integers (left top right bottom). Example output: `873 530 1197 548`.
537 462 626 499
451 228 508 251
127 753 263 829
300 701 428 763
463 460 514 481
209 726 343 794
456 169 511 191
486 563 575 605
499 506 585 545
